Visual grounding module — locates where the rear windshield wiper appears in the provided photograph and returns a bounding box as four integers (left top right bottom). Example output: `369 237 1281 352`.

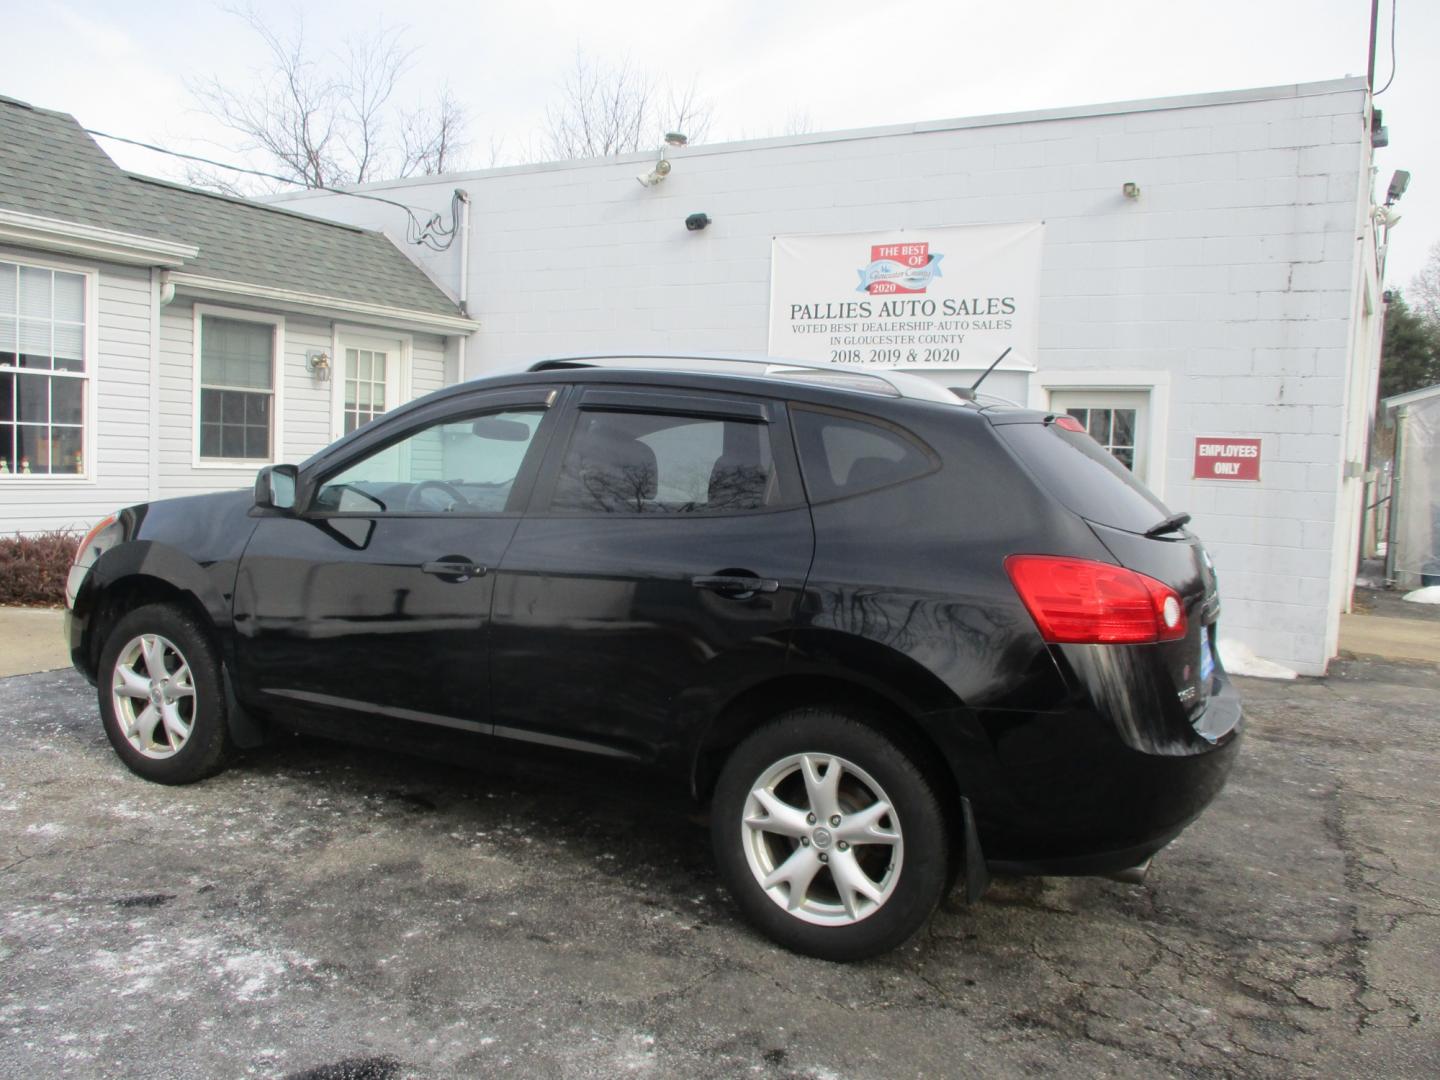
1144 511 1192 538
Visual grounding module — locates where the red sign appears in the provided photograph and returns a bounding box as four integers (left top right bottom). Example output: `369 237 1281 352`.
1194 437 1261 481
870 242 931 269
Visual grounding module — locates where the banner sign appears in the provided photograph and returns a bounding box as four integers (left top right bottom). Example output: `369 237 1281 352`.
1194 437 1262 481
768 222 1043 368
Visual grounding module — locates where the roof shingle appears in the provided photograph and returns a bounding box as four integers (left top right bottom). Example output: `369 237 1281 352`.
0 95 462 320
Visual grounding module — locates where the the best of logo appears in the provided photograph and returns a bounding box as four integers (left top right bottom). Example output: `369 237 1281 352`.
856 242 944 295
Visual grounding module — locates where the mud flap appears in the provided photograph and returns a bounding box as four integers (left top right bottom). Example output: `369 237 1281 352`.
222 667 267 749
961 795 991 904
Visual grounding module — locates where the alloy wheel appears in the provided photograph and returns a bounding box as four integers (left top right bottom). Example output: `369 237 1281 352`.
741 752 904 926
110 634 197 759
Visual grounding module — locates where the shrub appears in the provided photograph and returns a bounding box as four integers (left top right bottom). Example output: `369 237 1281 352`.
0 530 81 606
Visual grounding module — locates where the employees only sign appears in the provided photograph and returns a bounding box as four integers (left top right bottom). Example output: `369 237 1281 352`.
1194 437 1262 481
768 222 1044 368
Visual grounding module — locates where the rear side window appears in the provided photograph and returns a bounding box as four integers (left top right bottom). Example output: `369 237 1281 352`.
791 407 935 502
998 421 1171 534
550 410 780 514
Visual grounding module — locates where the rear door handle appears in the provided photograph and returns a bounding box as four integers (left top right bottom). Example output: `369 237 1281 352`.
421 559 486 582
691 574 780 598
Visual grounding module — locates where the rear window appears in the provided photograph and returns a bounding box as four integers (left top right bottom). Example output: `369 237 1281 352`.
998 421 1172 534
791 407 936 502
550 409 780 514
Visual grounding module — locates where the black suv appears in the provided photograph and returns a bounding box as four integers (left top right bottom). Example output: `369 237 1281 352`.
65 355 1241 960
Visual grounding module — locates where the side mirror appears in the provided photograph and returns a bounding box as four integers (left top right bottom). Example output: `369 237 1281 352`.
255 464 299 512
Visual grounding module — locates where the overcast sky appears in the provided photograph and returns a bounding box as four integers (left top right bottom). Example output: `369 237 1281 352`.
7 1 1436 284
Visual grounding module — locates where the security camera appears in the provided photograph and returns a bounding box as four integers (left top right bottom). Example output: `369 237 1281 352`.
636 158 672 187
1386 169 1411 206
685 213 711 231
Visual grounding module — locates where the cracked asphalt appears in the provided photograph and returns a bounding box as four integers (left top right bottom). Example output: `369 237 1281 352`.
1 659 1436 1079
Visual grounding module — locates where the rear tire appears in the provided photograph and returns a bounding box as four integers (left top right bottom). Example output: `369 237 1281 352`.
97 603 232 785
711 707 949 961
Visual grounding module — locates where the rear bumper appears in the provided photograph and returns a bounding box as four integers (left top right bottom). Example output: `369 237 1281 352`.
973 658 1242 868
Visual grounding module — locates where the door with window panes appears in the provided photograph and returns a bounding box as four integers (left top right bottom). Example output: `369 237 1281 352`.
337 334 405 437
1047 390 1151 483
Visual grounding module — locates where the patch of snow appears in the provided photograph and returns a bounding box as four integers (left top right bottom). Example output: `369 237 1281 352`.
1217 639 1298 680
1401 585 1440 604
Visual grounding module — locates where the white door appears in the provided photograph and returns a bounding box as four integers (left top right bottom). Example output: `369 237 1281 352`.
335 333 407 439
1047 389 1151 482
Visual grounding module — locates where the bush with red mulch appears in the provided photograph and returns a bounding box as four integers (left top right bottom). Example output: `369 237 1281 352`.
0 530 81 607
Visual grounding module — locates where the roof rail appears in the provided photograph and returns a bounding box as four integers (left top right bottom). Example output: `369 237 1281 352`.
526 352 852 375
523 353 909 396
515 353 985 405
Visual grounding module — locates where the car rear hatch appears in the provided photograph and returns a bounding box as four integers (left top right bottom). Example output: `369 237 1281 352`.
992 412 1231 743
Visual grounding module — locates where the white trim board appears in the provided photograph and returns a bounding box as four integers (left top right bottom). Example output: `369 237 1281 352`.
0 208 196 267
166 272 475 336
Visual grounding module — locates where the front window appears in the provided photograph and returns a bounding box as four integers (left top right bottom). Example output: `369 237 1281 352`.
314 409 545 514
198 315 276 461
0 260 87 477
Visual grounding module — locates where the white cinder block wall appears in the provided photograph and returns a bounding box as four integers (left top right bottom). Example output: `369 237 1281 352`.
279 79 1382 675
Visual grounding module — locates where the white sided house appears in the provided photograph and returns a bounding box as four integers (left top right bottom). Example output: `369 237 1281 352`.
277 79 1386 676
0 95 472 536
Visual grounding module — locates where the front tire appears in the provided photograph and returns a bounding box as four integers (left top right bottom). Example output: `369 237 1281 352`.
711 708 949 961
98 603 232 785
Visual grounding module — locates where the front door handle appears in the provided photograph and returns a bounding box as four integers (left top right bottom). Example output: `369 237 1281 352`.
691 574 780 599
421 558 486 582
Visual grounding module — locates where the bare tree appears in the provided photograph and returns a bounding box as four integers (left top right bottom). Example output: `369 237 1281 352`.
781 109 817 137
1409 240 1440 327
186 6 467 192
542 49 714 161
725 109 818 144
399 87 467 177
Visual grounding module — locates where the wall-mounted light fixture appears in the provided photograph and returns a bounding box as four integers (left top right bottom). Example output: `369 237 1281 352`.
685 212 711 231
306 349 332 383
637 132 689 187
1122 181 1141 200
637 159 672 187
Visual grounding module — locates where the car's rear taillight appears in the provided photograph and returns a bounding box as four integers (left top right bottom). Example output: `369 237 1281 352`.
1005 555 1187 645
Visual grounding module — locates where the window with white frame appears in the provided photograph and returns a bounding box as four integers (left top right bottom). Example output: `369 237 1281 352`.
0 260 87 477
198 314 276 461
1064 406 1139 470
1047 389 1152 481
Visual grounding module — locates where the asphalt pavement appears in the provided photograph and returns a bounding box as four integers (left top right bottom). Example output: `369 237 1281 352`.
0 660 1436 1079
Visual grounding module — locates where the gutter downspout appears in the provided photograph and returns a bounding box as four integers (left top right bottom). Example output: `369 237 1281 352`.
148 269 174 501
455 189 471 382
